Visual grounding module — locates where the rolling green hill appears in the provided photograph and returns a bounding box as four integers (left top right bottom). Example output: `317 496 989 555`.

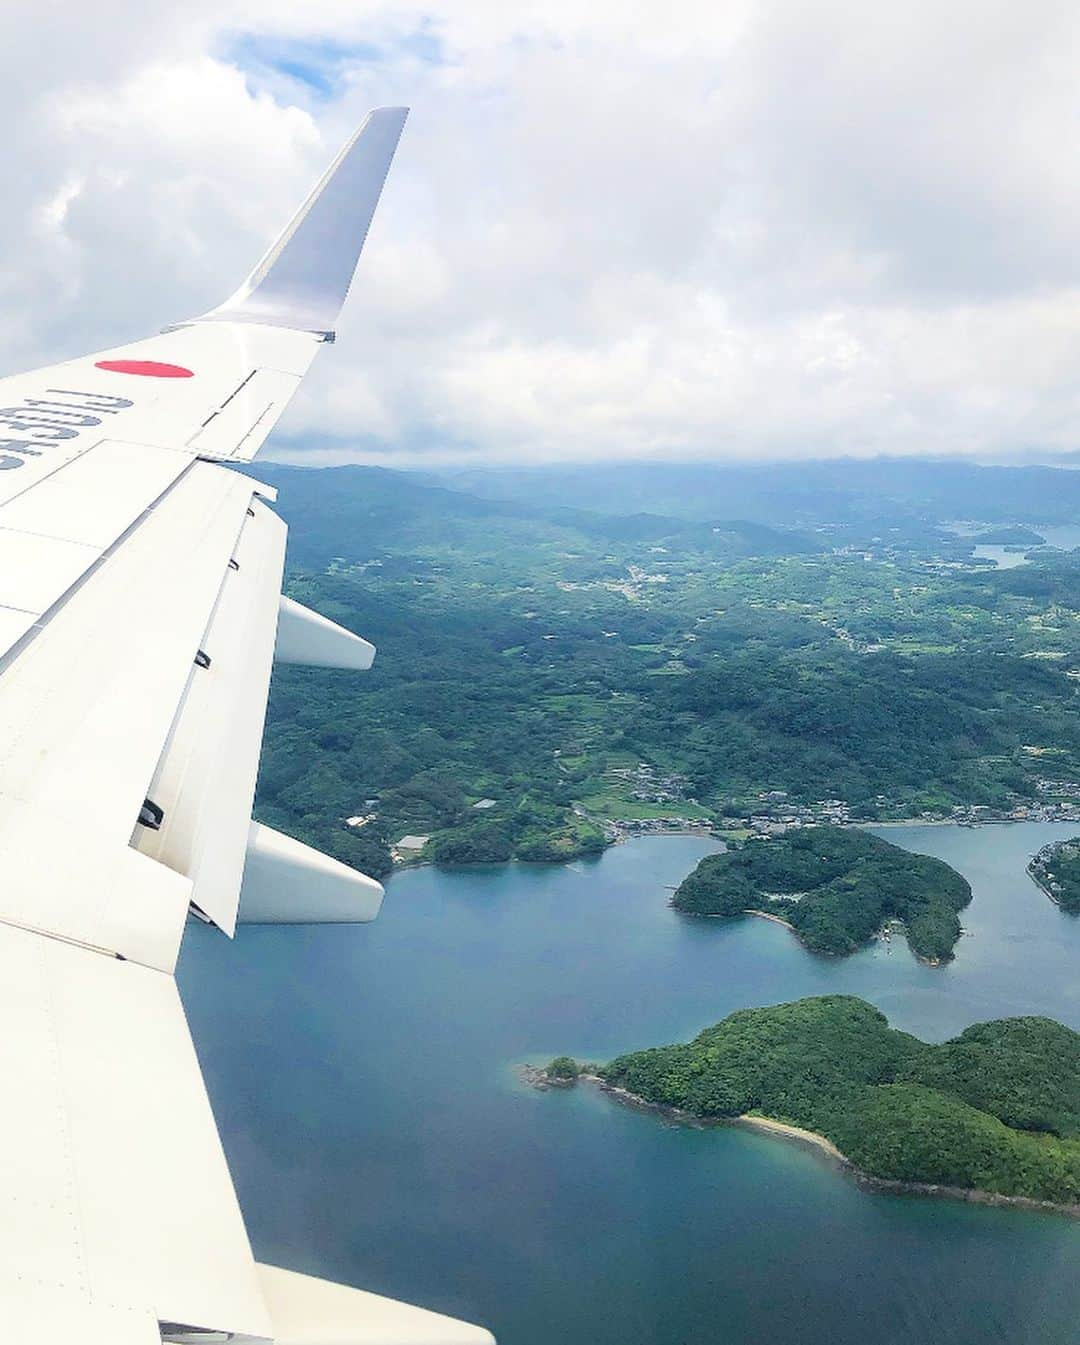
248 464 1080 876
672 826 972 961
597 996 1080 1206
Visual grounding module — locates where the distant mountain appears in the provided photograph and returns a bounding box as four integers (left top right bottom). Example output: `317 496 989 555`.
247 464 818 571
434 458 1080 527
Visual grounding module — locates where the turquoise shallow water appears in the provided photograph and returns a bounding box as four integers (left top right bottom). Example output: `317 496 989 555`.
178 823 1080 1345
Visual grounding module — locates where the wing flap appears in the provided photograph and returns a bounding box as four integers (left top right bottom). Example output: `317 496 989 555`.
0 924 272 1338
257 1264 494 1345
0 463 253 844
0 802 190 971
137 495 286 934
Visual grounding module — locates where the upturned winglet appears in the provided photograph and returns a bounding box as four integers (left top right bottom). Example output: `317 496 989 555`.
199 106 409 338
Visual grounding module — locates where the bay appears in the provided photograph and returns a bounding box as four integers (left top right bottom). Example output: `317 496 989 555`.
972 544 1029 570
178 822 1080 1344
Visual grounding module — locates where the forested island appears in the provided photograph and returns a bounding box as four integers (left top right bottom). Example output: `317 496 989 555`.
1029 838 1080 913
973 525 1046 546
544 996 1080 1210
672 826 971 961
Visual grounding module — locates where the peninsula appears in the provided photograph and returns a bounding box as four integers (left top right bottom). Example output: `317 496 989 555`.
672 826 971 961
544 996 1080 1210
1029 837 1080 913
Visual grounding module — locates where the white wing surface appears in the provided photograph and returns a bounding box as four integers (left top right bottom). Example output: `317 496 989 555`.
0 108 495 1344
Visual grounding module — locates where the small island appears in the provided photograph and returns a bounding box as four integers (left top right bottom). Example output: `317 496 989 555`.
540 996 1080 1211
546 1055 580 1082
1029 837 1080 913
672 826 971 962
972 525 1046 546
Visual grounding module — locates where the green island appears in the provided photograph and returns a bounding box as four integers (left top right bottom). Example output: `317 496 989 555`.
1029 837 1080 914
545 996 1080 1209
973 525 1046 546
250 460 1080 879
672 826 972 962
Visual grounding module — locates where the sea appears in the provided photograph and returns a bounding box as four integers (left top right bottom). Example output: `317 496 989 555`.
971 521 1080 569
178 822 1080 1345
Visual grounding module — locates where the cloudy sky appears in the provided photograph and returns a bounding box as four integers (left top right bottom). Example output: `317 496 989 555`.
5 2 1080 466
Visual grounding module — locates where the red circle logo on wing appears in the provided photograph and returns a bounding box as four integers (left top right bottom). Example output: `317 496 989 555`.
95 359 194 378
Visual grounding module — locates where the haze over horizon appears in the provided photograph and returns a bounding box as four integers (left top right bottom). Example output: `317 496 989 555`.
6 1 1080 468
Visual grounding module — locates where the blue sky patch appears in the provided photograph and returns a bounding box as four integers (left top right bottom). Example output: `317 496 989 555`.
224 25 446 101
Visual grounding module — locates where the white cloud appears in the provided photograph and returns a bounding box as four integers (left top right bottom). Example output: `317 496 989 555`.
4 1 1080 464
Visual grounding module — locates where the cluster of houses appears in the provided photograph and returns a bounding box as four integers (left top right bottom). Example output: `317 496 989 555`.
1028 839 1080 902
1034 777 1080 800
721 787 1080 834
948 800 1080 826
599 762 711 840
603 816 711 841
607 761 693 805
721 791 853 836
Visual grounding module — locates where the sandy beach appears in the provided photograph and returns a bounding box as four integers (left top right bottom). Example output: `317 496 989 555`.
735 1113 845 1161
555 1073 1080 1219
744 908 797 932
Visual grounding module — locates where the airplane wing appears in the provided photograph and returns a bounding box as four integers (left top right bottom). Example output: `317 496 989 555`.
0 108 495 1345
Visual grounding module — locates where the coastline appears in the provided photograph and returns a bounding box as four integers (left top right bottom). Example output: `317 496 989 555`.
866 818 974 829
563 1073 1080 1220
1028 862 1061 908
392 827 721 874
1027 840 1079 912
745 908 796 932
697 906 945 967
393 816 1076 876
691 906 797 933
735 1113 845 1161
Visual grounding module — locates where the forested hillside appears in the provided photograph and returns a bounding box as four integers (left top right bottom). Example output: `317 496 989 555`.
251 463 1080 877
598 996 1080 1205
672 827 971 961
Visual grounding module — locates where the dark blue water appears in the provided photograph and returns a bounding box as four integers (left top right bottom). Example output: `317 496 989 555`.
178 824 1080 1344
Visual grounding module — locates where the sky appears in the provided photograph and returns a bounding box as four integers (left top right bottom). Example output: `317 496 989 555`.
5 1 1080 468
